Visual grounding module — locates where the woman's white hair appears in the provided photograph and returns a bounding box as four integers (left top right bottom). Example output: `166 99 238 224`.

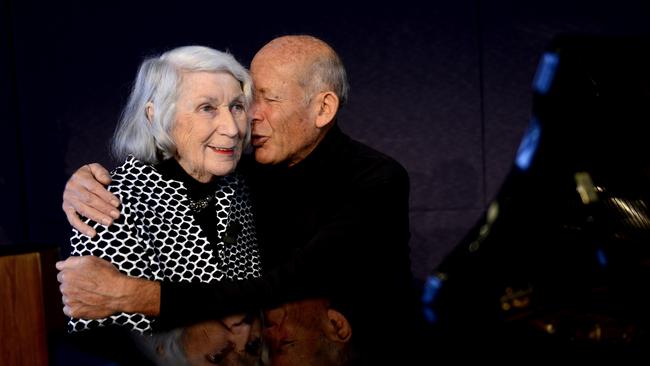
112 46 252 163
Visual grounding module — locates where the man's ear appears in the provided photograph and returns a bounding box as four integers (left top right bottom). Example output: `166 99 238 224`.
145 102 155 123
314 91 339 129
325 308 352 343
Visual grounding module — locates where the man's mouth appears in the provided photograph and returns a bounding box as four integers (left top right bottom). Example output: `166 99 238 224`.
251 135 268 147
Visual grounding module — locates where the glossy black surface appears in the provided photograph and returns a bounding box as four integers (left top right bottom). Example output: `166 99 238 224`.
426 35 650 360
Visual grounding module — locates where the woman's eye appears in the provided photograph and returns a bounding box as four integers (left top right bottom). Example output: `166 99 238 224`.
230 103 245 114
245 337 262 356
205 341 235 364
200 105 216 112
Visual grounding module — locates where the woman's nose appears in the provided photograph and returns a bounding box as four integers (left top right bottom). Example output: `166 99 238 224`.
217 110 239 137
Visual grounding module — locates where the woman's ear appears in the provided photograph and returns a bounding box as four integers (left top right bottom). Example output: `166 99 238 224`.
325 308 352 343
145 102 155 123
314 91 339 129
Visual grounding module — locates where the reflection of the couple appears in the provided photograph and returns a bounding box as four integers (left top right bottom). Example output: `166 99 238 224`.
138 313 263 366
263 298 352 366
60 36 399 366
140 298 353 366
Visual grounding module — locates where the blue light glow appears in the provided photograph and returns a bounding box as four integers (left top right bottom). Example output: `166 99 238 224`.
515 118 542 171
533 52 559 95
596 248 608 268
421 275 443 304
423 307 437 324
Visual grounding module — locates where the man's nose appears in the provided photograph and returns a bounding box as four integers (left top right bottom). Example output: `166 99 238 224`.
249 101 263 123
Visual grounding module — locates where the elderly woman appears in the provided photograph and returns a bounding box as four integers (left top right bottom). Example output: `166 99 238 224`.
68 46 262 341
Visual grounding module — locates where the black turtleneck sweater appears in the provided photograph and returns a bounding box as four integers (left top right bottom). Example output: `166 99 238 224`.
159 125 419 350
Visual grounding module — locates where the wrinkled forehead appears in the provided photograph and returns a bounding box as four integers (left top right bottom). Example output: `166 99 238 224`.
175 71 246 104
265 299 329 322
251 65 306 100
252 52 303 79
178 70 239 88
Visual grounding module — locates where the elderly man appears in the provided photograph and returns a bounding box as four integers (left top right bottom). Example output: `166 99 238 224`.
58 35 421 363
263 298 353 366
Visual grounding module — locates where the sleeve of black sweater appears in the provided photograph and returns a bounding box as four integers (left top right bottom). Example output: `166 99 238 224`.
156 161 411 330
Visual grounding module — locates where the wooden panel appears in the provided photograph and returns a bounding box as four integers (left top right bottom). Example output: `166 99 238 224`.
0 252 48 366
39 248 65 335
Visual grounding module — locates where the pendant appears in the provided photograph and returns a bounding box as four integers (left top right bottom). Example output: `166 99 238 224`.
188 193 215 212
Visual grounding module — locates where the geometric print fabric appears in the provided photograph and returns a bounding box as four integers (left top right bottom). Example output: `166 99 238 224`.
69 156 262 334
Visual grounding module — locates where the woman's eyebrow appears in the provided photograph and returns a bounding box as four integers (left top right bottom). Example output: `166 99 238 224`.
229 94 245 104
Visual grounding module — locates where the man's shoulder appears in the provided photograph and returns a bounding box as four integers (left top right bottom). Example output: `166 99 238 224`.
341 136 409 185
235 153 256 174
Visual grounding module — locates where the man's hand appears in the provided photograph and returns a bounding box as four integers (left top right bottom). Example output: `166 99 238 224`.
56 256 161 318
62 163 120 237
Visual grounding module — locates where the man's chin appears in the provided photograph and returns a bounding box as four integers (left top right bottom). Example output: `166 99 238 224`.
254 149 275 165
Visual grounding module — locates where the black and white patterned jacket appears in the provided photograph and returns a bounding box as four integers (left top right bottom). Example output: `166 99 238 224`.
68 156 262 334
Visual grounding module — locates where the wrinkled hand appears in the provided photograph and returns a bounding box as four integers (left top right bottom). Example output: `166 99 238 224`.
62 163 120 237
56 256 128 318
56 256 161 319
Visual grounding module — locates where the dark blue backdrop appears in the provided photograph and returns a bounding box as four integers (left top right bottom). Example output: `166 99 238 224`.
2 0 649 279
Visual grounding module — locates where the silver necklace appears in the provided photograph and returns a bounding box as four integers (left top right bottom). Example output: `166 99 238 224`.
188 192 215 212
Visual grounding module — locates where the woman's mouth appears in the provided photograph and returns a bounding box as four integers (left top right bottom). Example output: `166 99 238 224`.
208 146 235 155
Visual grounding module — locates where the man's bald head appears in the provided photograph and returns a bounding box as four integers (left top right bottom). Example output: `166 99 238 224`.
256 35 333 65
253 35 349 105
248 35 349 166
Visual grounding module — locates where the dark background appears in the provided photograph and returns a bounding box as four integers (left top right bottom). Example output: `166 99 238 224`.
2 0 649 280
